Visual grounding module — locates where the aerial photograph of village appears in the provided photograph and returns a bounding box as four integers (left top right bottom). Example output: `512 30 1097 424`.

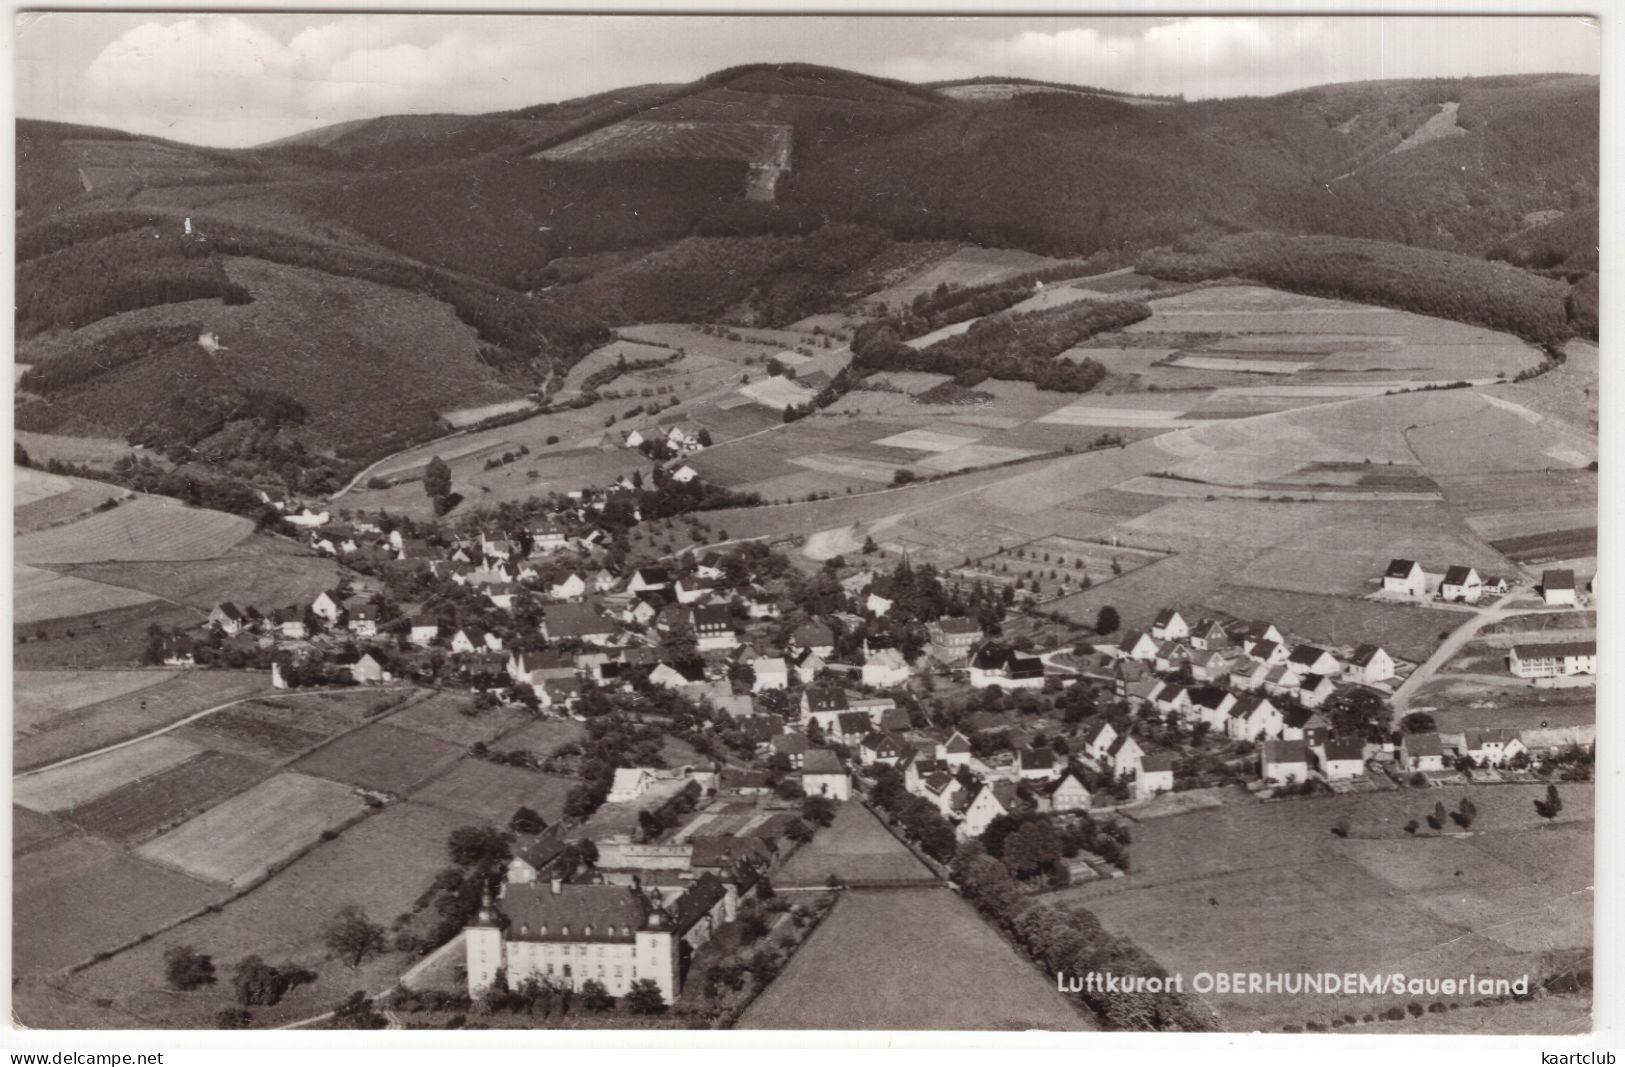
8 10 1602 1043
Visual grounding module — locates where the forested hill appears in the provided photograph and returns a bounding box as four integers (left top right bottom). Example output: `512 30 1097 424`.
14 64 1597 492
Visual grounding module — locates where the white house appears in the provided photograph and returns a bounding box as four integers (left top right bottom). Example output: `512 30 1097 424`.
691 605 737 651
1344 644 1395 686
1017 747 1060 782
800 749 851 801
409 616 441 646
675 578 714 605
549 573 587 602
1400 732 1446 772
1226 694 1283 741
1541 569 1578 607
1081 720 1119 763
310 590 343 624
1047 772 1093 813
1106 733 1146 777
1286 645 1341 678
1261 739 1310 783
670 465 699 485
1383 558 1428 598
861 646 912 688
208 602 247 636
1318 737 1367 780
1439 565 1483 604
1137 751 1175 799
1462 729 1527 766
865 592 894 618
959 780 1018 839
751 656 789 692
1509 641 1596 679
628 568 672 594
1150 608 1189 642
967 644 1046 690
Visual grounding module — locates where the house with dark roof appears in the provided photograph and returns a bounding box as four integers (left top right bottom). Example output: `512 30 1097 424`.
967 643 1046 690
1287 645 1341 678
928 616 982 665
1344 643 1395 686
1440 565 1483 604
1261 739 1310 783
960 780 1019 839
1541 568 1578 607
801 748 851 800
1017 746 1059 781
1383 558 1427 598
791 621 836 658
1137 751 1176 798
1150 608 1189 642
1318 737 1367 780
541 603 614 644
208 602 247 635
1400 732 1446 772
1509 640 1596 679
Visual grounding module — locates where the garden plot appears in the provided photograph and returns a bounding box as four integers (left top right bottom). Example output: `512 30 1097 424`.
13 835 224 976
14 735 204 813
137 772 369 887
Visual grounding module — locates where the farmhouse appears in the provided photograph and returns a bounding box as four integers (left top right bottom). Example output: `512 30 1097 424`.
1440 565 1483 604
771 732 809 769
1287 645 1341 678
1260 739 1310 784
1461 729 1528 766
800 749 851 801
1226 694 1283 741
541 604 615 644
1541 569 1578 607
311 590 343 623
1509 640 1597 679
1382 558 1428 598
967 644 1046 690
208 602 247 635
1400 732 1446 772
1344 644 1396 686
691 605 737 651
1115 630 1159 662
344 650 392 685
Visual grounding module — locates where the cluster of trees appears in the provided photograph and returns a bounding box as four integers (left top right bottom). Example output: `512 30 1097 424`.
19 324 206 394
17 227 251 335
1142 232 1577 351
851 299 1148 392
868 766 958 862
951 843 1213 1030
980 809 1131 879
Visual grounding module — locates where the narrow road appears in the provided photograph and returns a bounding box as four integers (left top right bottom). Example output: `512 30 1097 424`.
14 684 419 779
1387 597 1582 721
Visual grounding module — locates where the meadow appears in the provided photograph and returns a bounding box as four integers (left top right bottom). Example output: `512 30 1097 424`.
1057 784 1592 1031
409 759 577 825
15 494 252 565
774 802 933 887
741 887 1091 1030
293 723 466 795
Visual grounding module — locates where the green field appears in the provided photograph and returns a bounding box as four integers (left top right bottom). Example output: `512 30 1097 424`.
1054 784 1592 1031
741 887 1092 1030
409 759 577 825
293 723 466 795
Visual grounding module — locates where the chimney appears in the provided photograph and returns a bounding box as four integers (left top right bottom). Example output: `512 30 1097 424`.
550 876 563 895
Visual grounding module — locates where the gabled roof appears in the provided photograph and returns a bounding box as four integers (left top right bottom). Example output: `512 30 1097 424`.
793 621 835 646
1153 607 1184 627
1324 737 1366 761
835 711 872 736
1348 643 1386 666
1186 685 1231 710
501 883 646 943
933 616 981 635
1542 568 1576 590
1442 565 1478 586
1385 558 1421 578
772 732 810 755
1140 750 1176 773
1262 739 1308 763
1464 727 1523 749
669 874 729 936
801 749 845 775
1402 732 1444 757
944 730 972 753
1018 747 1056 771
1289 644 1332 667
804 686 849 712
692 604 732 629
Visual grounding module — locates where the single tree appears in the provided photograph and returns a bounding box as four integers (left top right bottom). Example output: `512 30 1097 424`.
623 978 668 1015
447 825 512 869
1535 783 1564 822
579 979 614 1012
1330 817 1351 838
163 945 216 991
1094 606 1120 635
423 456 452 506
509 806 546 835
783 817 813 844
324 905 387 968
232 955 290 1007
1401 711 1437 734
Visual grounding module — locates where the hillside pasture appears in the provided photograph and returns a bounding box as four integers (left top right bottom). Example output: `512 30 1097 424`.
1058 785 1591 1031
15 735 205 813
861 246 1071 311
14 467 131 532
57 543 344 610
65 750 272 844
136 772 369 887
14 668 177 735
385 691 536 747
15 495 251 564
13 600 201 670
14 806 71 854
15 670 269 771
15 430 141 469
496 716 589 757
13 835 225 976
409 759 576 825
293 724 466 795
14 562 160 624
538 119 790 165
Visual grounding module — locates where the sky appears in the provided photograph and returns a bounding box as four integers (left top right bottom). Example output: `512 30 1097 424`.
13 11 1602 148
